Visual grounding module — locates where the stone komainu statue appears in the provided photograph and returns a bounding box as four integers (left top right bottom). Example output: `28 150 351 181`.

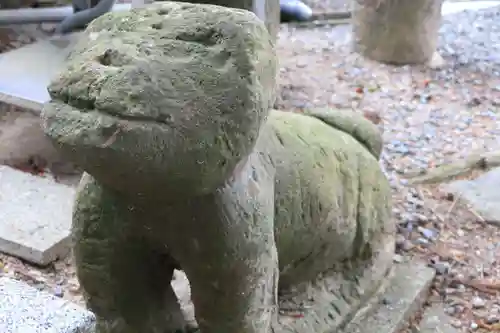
41 3 395 333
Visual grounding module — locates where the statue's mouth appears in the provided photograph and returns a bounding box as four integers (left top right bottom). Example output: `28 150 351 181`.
42 99 144 151
46 95 175 129
42 88 178 151
46 70 176 126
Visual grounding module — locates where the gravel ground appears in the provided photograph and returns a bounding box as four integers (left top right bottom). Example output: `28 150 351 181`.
276 6 500 332
1 3 500 333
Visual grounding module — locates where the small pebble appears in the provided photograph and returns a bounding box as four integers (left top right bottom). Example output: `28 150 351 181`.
486 316 500 324
53 286 64 298
450 319 462 328
445 288 458 296
406 196 424 208
34 283 45 291
393 254 404 263
381 297 391 305
395 234 406 247
432 261 450 275
415 237 430 246
414 213 428 224
418 226 437 240
471 296 486 309
445 306 457 315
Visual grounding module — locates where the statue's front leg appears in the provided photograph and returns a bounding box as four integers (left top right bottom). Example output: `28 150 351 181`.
170 159 278 333
73 174 188 333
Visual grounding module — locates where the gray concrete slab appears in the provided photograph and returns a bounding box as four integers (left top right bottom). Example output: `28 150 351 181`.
442 167 500 223
0 166 75 265
341 260 436 333
419 303 459 333
0 3 133 25
0 277 96 333
0 32 80 113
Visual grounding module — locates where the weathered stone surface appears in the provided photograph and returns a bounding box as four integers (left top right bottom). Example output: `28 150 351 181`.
0 166 75 265
303 108 384 158
419 303 458 333
0 277 96 333
44 2 277 196
172 0 280 39
442 167 500 223
352 0 443 65
342 261 435 333
171 262 435 333
41 4 394 333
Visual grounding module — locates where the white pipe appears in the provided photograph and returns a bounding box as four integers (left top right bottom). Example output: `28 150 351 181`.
0 3 132 25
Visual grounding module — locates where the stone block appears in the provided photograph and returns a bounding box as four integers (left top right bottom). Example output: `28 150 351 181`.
341 260 435 333
0 166 75 265
0 277 95 333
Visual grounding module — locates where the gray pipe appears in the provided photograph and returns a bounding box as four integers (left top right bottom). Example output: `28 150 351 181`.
0 3 132 25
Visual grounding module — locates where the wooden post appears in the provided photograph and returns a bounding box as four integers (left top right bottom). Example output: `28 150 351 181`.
352 0 444 65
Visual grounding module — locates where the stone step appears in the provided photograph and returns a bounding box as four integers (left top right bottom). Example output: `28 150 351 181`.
0 277 96 333
441 167 500 226
341 260 436 333
0 32 80 113
0 165 75 266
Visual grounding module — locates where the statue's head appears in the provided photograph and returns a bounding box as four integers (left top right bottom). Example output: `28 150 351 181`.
42 2 277 197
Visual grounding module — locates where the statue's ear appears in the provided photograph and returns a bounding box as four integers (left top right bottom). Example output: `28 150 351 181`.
303 108 383 159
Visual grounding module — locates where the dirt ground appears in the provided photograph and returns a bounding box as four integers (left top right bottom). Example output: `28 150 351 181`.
0 2 500 333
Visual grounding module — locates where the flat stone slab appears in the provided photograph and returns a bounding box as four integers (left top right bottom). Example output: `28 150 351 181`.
419 303 458 333
0 3 135 113
0 277 95 333
442 167 500 223
0 32 80 112
341 260 435 333
0 166 75 265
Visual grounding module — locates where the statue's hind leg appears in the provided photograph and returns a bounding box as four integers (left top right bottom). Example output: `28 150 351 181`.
273 152 395 333
73 175 188 333
274 237 394 333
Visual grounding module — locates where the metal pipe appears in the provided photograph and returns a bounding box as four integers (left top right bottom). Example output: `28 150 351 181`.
0 3 132 25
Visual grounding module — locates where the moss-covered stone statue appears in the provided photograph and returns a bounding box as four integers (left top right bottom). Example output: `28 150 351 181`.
41 3 395 333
